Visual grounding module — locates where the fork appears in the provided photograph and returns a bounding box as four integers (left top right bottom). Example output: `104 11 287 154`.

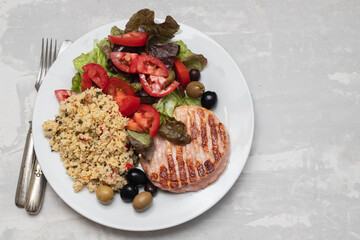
15 39 57 211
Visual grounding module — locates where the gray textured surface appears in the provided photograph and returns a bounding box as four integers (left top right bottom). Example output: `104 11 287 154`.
1 0 360 239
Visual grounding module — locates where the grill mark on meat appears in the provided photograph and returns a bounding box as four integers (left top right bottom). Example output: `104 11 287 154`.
204 160 214 174
176 146 187 186
190 120 199 140
198 108 208 152
196 161 205 177
189 106 199 140
219 123 227 150
208 114 222 162
186 157 197 182
166 144 179 189
159 165 168 188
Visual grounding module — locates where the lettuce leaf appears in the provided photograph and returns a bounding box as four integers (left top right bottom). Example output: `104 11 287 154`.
72 39 108 75
182 92 202 106
172 40 207 71
110 26 124 36
71 73 82 93
148 43 179 69
125 8 180 43
153 90 201 124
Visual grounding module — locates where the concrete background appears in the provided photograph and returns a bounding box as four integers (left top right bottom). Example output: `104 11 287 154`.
1 0 359 239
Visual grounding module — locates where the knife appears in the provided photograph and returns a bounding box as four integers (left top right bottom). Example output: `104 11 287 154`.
15 40 72 214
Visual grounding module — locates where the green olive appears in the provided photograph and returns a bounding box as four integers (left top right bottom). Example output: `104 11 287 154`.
132 191 153 211
186 81 205 98
96 185 114 205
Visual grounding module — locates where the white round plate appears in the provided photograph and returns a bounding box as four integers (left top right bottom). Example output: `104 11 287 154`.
32 19 254 231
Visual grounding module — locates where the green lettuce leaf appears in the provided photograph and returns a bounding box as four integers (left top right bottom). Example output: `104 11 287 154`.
96 37 112 59
153 90 201 125
72 39 108 75
127 130 151 147
172 40 207 71
110 26 124 36
125 8 180 43
182 93 202 106
71 73 82 93
130 82 143 93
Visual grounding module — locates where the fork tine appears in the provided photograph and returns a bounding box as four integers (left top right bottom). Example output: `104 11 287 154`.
53 40 57 63
46 39 52 74
35 38 59 90
44 38 49 74
35 39 45 89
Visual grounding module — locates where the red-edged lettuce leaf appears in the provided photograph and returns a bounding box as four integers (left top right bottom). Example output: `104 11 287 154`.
125 9 180 43
148 43 179 69
172 40 207 71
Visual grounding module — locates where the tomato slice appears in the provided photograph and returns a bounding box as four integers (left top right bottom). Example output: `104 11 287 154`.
113 92 140 116
103 77 136 97
136 55 169 77
174 58 190 88
54 90 77 102
110 52 138 73
103 77 140 116
82 63 109 89
126 104 160 138
108 31 147 47
81 73 93 92
139 74 179 97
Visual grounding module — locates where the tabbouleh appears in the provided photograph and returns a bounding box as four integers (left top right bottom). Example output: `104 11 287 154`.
42 87 136 192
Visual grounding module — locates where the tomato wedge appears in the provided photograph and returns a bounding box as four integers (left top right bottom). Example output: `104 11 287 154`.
126 104 160 138
54 90 77 102
136 55 169 77
108 31 147 47
82 63 109 89
113 91 140 116
81 73 93 92
110 52 138 73
103 77 140 116
174 58 190 88
139 74 179 97
103 77 136 96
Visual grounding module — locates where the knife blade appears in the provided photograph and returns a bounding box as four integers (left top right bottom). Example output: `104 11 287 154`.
15 40 72 214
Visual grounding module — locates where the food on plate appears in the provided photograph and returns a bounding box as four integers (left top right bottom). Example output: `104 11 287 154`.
174 58 190 88
144 181 157 196
126 168 148 185
141 105 230 193
186 81 205 99
201 91 217 110
43 8 226 212
120 183 139 202
189 69 201 82
132 191 153 211
96 185 115 204
42 88 136 192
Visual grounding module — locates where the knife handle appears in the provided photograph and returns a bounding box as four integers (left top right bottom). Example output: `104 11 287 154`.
25 158 47 214
15 121 36 208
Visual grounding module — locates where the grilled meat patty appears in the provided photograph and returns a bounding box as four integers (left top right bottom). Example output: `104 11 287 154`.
141 105 230 193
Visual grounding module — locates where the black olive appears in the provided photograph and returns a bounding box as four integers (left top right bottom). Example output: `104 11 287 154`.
144 181 158 196
127 168 148 185
120 183 138 202
189 69 200 81
201 91 217 109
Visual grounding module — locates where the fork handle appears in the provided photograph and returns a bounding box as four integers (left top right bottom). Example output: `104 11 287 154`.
25 158 47 214
15 121 36 208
